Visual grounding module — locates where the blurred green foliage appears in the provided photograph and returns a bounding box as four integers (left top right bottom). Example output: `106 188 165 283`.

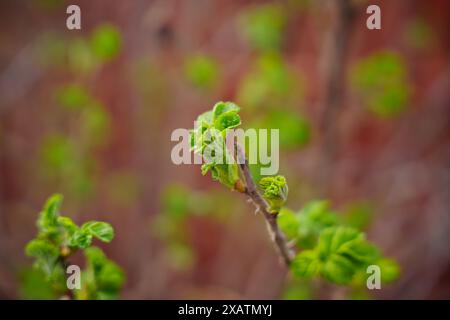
34 22 121 205
133 59 171 108
19 267 58 299
36 33 67 67
153 184 240 271
80 101 111 145
23 194 124 299
33 0 65 10
288 0 312 10
404 18 435 50
236 2 311 152
90 24 122 61
240 4 286 52
40 134 95 198
41 135 76 172
153 185 198 270
281 278 313 300
57 84 90 109
105 171 141 208
68 38 98 75
251 109 310 149
37 23 122 74
236 51 310 149
342 201 373 230
39 81 111 199
183 54 220 90
237 53 301 110
351 51 411 118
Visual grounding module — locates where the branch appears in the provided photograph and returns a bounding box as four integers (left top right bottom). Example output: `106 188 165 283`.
319 0 355 191
234 143 295 266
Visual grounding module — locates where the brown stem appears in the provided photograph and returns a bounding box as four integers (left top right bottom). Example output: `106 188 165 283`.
319 0 355 192
234 143 294 266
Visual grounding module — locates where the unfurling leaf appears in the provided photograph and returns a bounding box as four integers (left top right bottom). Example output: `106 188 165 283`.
70 221 114 248
70 229 93 248
57 216 78 235
190 102 243 190
38 194 63 231
81 221 114 242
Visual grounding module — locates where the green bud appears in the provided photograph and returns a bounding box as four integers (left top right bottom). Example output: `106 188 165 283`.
259 175 288 213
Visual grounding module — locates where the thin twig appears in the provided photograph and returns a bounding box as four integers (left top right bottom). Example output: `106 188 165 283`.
234 143 295 266
319 0 355 192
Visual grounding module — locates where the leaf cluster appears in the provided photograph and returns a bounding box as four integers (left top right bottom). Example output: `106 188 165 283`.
191 103 401 292
25 194 124 299
190 102 243 190
279 201 400 285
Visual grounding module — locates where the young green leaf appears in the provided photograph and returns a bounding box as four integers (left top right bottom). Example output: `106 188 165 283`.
57 216 78 235
212 102 241 131
70 229 93 249
38 194 63 231
81 221 114 242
